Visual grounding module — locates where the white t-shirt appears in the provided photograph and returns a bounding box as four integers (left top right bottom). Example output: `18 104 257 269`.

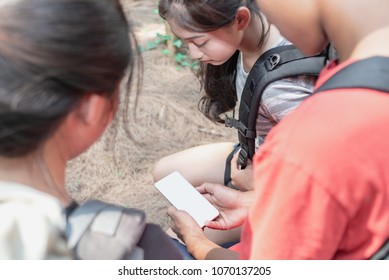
0 182 71 259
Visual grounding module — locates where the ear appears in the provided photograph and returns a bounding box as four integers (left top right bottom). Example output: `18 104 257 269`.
77 94 115 128
235 7 251 31
68 93 114 151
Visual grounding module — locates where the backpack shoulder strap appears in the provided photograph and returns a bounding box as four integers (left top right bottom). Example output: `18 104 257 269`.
227 44 328 168
370 239 389 260
315 56 389 93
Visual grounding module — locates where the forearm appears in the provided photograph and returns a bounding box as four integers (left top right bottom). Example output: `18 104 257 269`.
186 236 220 260
240 190 255 211
187 237 239 260
206 248 239 260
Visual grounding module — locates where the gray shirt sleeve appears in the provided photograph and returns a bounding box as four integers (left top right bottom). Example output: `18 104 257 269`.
255 75 317 148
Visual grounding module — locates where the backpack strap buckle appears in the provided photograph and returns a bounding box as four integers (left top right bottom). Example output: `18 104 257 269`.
237 147 248 169
225 116 239 128
226 116 256 138
266 54 281 71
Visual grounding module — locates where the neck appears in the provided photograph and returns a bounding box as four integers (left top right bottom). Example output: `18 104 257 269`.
0 144 70 205
239 17 282 71
321 0 389 63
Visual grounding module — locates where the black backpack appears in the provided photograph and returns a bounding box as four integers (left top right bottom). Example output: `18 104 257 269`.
65 200 183 260
225 44 331 168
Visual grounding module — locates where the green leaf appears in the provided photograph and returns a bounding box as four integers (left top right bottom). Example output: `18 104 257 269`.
156 33 172 42
146 41 158 50
161 49 171 55
173 39 183 48
156 33 165 39
174 53 187 62
191 62 200 70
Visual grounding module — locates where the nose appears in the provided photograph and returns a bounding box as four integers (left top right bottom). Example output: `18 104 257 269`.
187 43 203 60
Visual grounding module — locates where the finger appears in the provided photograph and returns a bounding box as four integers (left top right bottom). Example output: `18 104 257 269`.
197 182 226 194
167 208 186 235
194 190 212 203
231 148 240 164
195 184 208 194
197 184 222 204
245 159 253 170
170 223 183 242
230 178 237 187
167 207 194 223
166 206 178 219
230 153 240 174
196 182 218 194
204 220 226 230
166 207 180 235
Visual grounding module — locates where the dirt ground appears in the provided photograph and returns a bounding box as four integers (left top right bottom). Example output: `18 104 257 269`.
66 0 237 229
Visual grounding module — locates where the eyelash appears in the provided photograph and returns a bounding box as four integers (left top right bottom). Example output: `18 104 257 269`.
195 41 207 48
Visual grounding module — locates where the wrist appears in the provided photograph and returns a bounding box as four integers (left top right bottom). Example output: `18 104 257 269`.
240 190 255 210
187 236 220 260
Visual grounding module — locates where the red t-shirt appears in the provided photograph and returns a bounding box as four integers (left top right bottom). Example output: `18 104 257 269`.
239 59 389 259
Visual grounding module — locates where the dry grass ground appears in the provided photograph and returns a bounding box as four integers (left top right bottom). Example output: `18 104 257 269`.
66 0 237 229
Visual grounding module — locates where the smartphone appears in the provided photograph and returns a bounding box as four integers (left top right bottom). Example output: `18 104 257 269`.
154 171 219 228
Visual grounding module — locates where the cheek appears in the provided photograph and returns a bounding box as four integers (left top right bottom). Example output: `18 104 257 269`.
204 41 237 61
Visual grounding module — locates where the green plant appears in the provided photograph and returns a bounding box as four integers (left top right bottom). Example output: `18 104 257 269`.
140 33 199 70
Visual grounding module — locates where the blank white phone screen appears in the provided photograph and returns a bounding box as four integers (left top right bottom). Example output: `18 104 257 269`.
154 171 220 227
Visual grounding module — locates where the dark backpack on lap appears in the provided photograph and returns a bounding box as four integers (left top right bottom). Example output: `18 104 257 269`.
65 200 183 260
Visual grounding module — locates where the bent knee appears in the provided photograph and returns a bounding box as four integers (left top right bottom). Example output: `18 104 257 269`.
152 157 170 182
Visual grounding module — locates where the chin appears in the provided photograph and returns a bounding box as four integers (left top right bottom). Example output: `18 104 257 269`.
208 60 228 66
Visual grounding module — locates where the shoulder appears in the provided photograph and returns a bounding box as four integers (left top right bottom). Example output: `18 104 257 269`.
259 75 317 121
0 183 70 259
263 75 316 98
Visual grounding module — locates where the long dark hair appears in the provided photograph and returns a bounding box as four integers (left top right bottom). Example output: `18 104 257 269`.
159 0 269 123
0 0 140 157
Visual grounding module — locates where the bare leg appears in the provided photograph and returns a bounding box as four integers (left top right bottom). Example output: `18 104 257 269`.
153 142 235 187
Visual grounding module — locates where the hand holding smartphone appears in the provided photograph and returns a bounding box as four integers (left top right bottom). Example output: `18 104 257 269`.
154 171 219 227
